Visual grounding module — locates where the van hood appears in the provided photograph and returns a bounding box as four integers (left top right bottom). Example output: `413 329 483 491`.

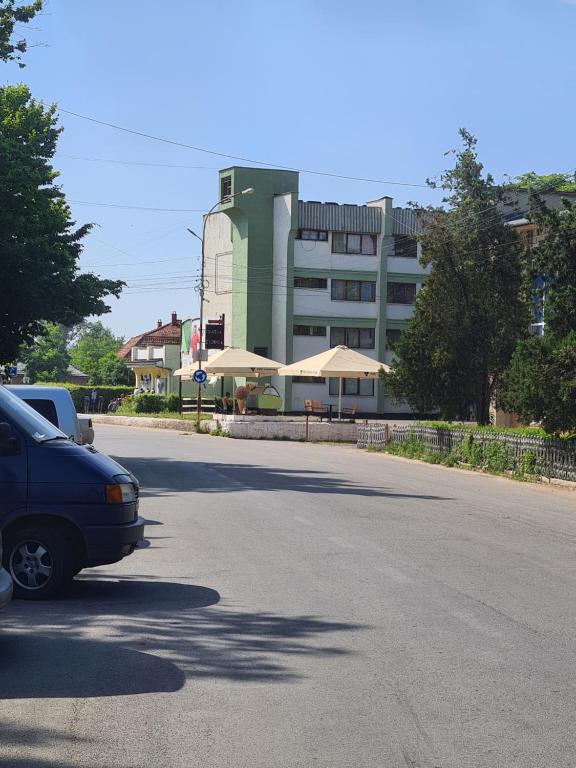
28 440 135 484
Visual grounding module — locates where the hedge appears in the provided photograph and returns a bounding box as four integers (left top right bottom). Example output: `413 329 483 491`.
31 383 133 411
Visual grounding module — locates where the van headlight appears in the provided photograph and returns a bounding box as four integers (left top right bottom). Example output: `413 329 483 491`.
106 474 137 504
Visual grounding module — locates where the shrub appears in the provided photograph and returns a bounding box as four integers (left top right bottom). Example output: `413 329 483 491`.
164 393 180 412
33 383 133 411
134 394 164 413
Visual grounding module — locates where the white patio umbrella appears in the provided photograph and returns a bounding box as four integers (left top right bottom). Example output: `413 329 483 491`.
204 347 283 377
278 345 390 419
174 347 283 378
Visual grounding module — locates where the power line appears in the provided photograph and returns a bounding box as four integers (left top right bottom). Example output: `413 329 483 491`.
56 154 220 171
58 107 431 189
70 200 205 212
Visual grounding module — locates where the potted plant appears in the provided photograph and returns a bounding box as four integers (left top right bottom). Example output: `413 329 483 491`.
234 385 248 414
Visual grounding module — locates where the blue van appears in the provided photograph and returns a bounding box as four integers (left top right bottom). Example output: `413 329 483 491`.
0 386 144 599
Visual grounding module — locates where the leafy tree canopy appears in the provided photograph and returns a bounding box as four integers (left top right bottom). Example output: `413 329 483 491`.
19 323 71 383
0 84 123 364
0 0 41 66
514 171 576 193
70 322 132 386
386 129 530 424
499 333 576 435
498 193 576 433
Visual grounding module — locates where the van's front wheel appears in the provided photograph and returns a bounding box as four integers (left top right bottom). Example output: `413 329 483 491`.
4 526 71 600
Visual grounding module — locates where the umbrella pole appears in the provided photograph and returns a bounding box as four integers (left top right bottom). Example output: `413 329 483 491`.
338 377 342 420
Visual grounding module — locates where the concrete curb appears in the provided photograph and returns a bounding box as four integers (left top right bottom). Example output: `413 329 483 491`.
92 414 196 432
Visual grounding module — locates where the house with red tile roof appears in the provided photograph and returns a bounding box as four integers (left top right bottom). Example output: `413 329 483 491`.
117 312 183 394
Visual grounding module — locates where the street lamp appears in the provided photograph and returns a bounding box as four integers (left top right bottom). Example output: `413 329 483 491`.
187 186 254 428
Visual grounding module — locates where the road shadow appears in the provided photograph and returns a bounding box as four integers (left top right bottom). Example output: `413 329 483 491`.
111 456 451 501
1 576 363 699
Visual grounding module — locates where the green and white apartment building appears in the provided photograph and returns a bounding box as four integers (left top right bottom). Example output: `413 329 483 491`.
203 167 429 415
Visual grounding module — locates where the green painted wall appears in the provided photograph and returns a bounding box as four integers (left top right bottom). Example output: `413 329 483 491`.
218 167 299 356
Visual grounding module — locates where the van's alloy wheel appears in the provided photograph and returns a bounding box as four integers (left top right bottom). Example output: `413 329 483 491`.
3 526 71 600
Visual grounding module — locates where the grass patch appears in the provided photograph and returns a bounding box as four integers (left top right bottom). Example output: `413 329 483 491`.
383 435 539 481
115 406 212 421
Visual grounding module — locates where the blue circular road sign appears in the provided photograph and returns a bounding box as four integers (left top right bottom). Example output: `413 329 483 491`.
193 369 208 384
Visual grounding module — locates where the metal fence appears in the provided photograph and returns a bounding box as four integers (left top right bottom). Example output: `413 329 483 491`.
357 424 576 481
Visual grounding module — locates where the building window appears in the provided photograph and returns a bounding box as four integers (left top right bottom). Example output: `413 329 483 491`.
254 347 268 358
332 232 377 255
331 279 376 302
293 325 327 336
293 376 326 384
328 378 374 396
330 327 375 349
294 276 328 290
385 328 402 350
220 175 232 201
393 235 418 259
297 229 328 241
387 282 416 304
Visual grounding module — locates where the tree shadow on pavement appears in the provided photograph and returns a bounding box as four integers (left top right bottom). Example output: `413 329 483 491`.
111 456 451 501
0 575 363 700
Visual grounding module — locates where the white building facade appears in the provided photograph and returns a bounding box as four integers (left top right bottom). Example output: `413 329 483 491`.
203 166 429 414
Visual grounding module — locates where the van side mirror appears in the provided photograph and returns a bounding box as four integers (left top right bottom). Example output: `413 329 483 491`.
0 422 19 456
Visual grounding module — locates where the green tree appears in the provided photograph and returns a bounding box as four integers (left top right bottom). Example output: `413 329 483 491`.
500 333 576 434
0 84 123 364
70 322 131 385
19 323 71 382
514 172 576 194
0 0 41 66
499 195 576 433
386 130 530 424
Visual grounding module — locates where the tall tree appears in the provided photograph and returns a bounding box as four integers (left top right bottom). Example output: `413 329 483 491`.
499 195 576 433
0 0 41 66
0 84 123 364
386 130 530 424
70 322 131 385
19 323 71 382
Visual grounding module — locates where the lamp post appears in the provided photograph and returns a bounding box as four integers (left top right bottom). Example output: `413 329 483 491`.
187 186 254 429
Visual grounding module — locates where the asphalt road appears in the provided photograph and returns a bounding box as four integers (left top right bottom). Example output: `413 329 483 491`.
2 426 576 768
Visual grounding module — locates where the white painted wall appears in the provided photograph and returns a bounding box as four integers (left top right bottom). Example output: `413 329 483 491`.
204 211 234 346
272 194 292 365
293 287 378 318
294 235 380 272
387 256 430 276
293 334 330 359
386 304 415 321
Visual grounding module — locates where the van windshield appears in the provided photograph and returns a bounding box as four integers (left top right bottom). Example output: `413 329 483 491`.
0 386 68 443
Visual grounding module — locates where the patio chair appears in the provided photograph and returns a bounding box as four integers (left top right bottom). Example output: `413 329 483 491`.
341 404 358 422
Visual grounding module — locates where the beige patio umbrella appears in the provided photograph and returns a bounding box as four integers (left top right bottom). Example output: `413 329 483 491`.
204 347 283 377
174 348 282 379
279 345 390 419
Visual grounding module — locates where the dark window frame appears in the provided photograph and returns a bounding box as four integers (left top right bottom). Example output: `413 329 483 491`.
296 229 328 241
294 276 328 290
387 282 417 304
293 325 327 337
220 175 232 201
332 232 377 256
330 327 375 349
328 378 375 396
393 235 418 259
293 376 326 384
331 279 376 302
385 328 402 351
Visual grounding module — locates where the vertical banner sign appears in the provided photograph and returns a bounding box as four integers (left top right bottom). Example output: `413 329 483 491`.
180 319 192 368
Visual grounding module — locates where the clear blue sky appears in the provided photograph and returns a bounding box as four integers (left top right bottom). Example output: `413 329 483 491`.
5 0 576 338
